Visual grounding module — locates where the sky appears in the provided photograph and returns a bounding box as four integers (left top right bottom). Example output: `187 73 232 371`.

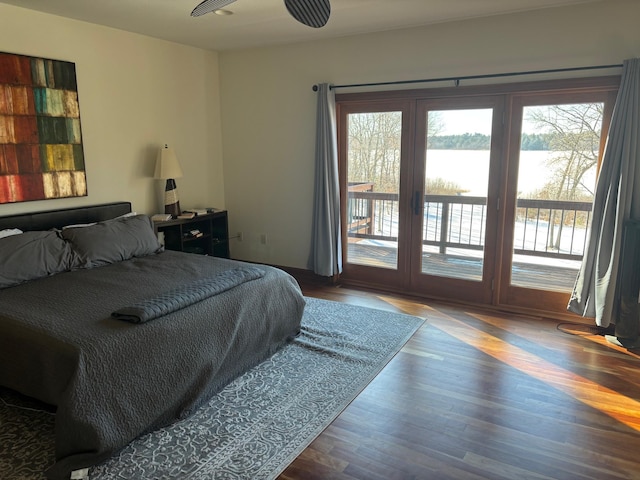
435 109 493 136
433 107 551 136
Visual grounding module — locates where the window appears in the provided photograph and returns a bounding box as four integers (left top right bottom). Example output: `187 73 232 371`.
336 76 619 314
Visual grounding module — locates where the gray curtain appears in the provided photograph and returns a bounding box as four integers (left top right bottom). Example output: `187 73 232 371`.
568 58 640 332
311 83 342 277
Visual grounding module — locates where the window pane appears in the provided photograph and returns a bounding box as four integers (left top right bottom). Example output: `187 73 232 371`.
346 111 401 269
511 103 603 291
421 108 493 281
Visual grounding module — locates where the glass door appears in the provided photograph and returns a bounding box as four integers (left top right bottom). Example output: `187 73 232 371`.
499 92 614 311
345 111 402 269
339 101 414 289
410 97 504 304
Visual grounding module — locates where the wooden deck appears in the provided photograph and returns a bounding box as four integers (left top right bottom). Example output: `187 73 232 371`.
348 243 578 292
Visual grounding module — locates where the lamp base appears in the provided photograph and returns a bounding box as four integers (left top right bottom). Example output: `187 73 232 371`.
164 178 181 218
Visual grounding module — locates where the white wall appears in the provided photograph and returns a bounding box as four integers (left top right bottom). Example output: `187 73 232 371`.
0 3 224 217
219 0 640 268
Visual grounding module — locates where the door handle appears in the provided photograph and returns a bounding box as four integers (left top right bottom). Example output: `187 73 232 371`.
413 191 421 215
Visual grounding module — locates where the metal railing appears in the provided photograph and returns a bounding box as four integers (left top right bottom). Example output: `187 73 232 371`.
347 191 592 260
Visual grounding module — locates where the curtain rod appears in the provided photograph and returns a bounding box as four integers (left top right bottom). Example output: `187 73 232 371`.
312 63 623 91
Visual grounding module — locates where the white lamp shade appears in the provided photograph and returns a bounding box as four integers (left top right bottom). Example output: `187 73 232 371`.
154 145 183 179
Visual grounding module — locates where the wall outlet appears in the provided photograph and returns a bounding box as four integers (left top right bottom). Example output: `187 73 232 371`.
237 232 243 242
260 233 267 245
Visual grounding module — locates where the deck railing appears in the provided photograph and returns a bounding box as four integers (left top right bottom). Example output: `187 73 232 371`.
347 191 592 260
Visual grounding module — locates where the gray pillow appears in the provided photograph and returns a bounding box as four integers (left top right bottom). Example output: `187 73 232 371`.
62 214 163 268
0 230 76 288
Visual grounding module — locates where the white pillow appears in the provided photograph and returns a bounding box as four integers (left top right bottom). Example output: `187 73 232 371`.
0 228 23 239
61 222 97 230
116 211 137 219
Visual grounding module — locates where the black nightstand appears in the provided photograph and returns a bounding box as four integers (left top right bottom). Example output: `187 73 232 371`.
153 210 229 258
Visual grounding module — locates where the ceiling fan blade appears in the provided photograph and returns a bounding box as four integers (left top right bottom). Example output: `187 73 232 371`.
284 0 331 28
191 0 237 17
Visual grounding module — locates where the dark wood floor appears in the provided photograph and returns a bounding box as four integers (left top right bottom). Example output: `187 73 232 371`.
279 280 640 480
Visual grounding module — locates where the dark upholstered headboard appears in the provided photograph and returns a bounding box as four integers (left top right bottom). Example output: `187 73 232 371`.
0 202 132 231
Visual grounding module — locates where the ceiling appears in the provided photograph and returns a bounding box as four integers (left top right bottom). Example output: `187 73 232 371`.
0 0 600 51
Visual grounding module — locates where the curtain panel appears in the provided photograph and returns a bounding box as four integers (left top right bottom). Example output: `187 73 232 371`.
311 83 342 277
568 58 640 336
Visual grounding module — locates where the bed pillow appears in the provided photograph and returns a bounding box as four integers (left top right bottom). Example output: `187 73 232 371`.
60 211 137 230
0 228 22 239
0 230 76 288
61 222 97 230
62 214 163 268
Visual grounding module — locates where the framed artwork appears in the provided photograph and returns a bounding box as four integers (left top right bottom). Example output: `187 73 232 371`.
0 51 87 204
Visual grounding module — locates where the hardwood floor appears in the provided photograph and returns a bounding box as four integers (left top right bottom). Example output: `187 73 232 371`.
279 280 640 480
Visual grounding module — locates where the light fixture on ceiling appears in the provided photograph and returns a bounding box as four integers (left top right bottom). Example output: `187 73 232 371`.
191 0 237 17
191 0 331 28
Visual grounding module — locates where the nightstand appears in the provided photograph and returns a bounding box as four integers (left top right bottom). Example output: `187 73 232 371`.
153 210 230 258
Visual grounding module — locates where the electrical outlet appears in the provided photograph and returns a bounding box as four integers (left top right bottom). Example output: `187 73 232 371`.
237 232 243 242
260 233 267 245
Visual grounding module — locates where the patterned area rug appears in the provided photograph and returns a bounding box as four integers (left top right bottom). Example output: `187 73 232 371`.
0 297 425 480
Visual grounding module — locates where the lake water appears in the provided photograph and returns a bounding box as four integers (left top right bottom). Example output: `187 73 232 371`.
425 149 597 197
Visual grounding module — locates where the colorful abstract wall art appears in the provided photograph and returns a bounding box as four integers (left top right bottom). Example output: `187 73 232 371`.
0 52 87 204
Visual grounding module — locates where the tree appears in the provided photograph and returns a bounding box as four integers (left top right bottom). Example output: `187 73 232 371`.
347 112 402 193
347 111 444 193
425 177 467 195
525 103 603 249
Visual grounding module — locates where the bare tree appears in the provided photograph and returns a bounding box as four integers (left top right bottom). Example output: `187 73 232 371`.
348 112 401 193
348 111 444 193
426 111 445 148
425 177 467 195
525 103 603 249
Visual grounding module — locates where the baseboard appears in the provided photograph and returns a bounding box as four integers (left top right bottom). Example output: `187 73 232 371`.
338 276 594 323
259 263 592 324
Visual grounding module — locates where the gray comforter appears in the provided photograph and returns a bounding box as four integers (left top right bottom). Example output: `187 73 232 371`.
0 251 305 479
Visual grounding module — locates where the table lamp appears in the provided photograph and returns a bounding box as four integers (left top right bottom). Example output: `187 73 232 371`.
154 144 183 217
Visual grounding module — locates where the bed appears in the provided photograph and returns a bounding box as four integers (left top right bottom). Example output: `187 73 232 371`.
0 202 306 479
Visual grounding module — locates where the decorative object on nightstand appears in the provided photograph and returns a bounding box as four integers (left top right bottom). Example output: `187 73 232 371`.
183 208 208 216
154 144 183 218
151 213 172 222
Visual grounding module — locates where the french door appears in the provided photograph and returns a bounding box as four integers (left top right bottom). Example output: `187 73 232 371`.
337 77 619 316
498 90 616 312
409 97 504 304
338 100 414 288
339 97 503 303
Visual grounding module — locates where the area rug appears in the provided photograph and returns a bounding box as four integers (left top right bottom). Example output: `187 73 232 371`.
0 297 425 480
